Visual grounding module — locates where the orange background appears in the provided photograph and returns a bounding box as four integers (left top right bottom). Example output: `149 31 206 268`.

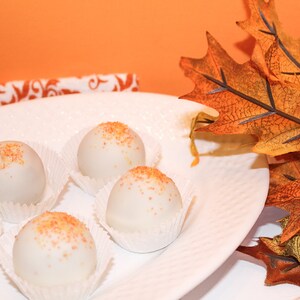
0 0 299 96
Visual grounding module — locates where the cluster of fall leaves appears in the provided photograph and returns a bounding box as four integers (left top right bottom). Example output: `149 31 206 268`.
180 0 300 286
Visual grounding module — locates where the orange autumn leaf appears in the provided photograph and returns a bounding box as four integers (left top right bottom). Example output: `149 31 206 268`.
265 153 300 242
237 238 300 286
275 200 300 243
237 0 300 84
268 152 300 190
180 32 300 156
180 0 300 287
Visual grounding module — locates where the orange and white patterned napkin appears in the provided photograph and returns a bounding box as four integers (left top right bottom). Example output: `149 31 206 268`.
0 73 139 106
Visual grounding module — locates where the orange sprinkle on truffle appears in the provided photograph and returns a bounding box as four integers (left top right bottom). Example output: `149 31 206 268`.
29 212 94 251
128 166 171 184
96 122 135 147
119 166 173 195
0 142 24 169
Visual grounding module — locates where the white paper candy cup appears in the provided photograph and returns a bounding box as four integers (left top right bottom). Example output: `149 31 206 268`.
0 217 113 300
61 126 161 196
95 172 195 253
0 142 69 223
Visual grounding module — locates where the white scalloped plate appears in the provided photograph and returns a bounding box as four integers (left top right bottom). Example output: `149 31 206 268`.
0 92 269 300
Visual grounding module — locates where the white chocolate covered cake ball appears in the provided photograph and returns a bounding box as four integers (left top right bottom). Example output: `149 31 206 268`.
0 141 46 205
77 122 145 180
13 211 97 286
106 166 182 232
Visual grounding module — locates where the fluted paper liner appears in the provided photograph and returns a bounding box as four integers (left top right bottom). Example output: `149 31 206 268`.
0 217 113 300
61 126 161 196
0 142 69 223
95 172 195 253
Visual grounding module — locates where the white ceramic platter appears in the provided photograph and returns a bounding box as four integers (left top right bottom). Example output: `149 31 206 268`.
0 92 269 300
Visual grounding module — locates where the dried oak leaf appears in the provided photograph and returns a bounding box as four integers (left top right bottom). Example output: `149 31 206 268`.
277 216 300 261
268 152 300 190
285 234 300 262
266 152 300 242
237 237 300 286
272 199 300 243
180 32 300 156
237 0 300 84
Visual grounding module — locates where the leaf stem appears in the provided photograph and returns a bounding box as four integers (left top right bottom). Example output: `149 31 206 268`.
259 9 300 69
281 72 300 75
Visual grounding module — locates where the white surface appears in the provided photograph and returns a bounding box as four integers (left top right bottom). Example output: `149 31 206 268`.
183 207 300 300
0 92 270 300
